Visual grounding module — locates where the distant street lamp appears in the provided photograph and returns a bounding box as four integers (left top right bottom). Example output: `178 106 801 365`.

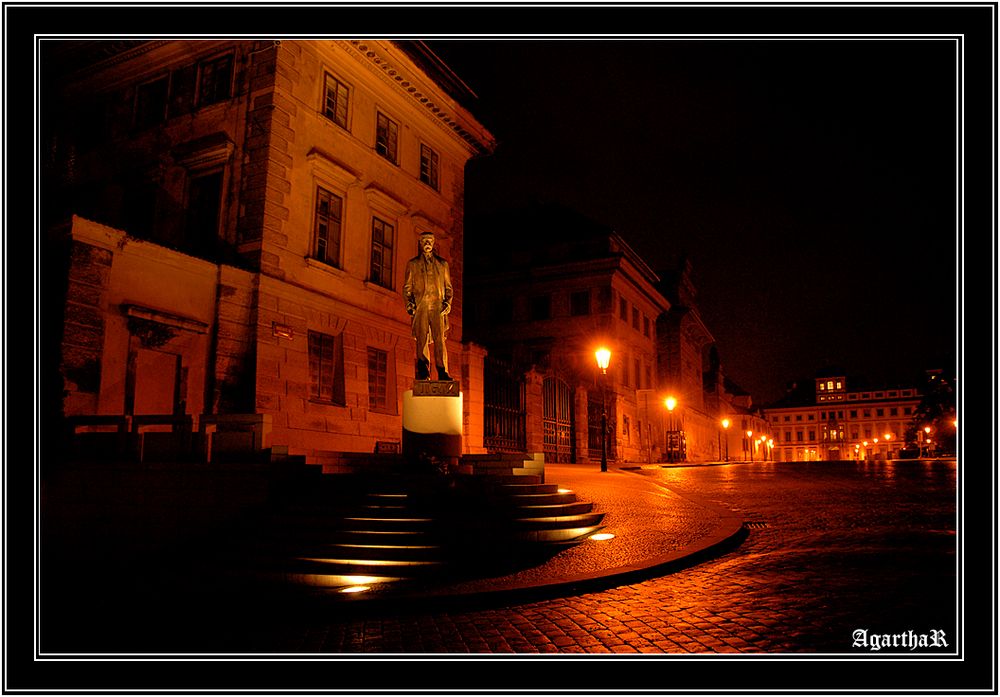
746 430 753 462
595 348 611 473
720 418 731 462
665 396 678 462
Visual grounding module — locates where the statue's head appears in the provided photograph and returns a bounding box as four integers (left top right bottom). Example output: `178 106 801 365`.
419 231 435 258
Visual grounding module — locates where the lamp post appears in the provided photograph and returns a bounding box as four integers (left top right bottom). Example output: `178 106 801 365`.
665 396 677 463
595 348 611 472
719 419 729 462
746 430 753 462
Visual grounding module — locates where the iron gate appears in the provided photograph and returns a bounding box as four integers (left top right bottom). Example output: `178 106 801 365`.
543 377 575 463
483 356 526 453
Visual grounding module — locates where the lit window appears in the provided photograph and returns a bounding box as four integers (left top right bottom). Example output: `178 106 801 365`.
419 144 439 189
376 111 399 163
367 347 391 412
314 187 343 266
827 380 834 390
370 217 395 289
309 331 345 405
323 74 349 128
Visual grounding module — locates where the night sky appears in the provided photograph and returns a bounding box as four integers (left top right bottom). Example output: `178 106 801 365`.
425 37 958 405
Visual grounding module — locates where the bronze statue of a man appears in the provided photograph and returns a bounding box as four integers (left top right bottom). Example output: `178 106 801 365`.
403 231 453 381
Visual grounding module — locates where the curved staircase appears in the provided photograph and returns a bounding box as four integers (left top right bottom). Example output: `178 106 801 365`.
230 462 605 593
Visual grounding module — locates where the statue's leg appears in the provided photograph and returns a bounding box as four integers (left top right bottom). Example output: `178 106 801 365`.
414 308 432 380
429 309 450 380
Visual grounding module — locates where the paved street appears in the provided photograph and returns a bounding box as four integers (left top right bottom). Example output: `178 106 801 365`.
225 459 957 655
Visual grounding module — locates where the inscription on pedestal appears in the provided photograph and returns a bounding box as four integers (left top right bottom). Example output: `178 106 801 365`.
412 380 460 397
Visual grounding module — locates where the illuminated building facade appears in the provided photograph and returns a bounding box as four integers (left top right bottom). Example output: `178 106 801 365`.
465 206 759 464
42 40 495 462
763 374 923 461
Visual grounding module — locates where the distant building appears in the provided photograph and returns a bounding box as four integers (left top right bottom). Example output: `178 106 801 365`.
464 205 762 464
42 39 496 463
763 373 924 461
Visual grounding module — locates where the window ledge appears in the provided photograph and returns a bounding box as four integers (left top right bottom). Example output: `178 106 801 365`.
308 399 347 409
305 256 347 276
363 280 398 298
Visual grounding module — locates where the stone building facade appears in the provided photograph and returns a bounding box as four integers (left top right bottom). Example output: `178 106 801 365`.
43 39 495 462
464 206 762 465
763 374 924 461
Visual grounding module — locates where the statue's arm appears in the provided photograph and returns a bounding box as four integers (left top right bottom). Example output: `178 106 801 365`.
441 260 453 314
402 261 416 314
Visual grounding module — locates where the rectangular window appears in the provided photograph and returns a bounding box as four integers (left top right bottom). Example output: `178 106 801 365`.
198 54 233 107
530 295 551 321
783 416 790 422
643 315 650 337
903 407 912 415
808 414 815 420
632 308 640 330
324 74 349 128
889 407 898 416
863 409 871 417
645 366 652 390
784 432 791 443
796 415 803 421
370 217 395 289
808 430 816 440
308 331 345 405
634 358 642 388
570 290 591 316
376 111 399 163
419 144 439 189
367 347 390 412
796 431 804 442
876 408 885 417
135 76 168 129
491 297 513 324
314 187 343 266
851 430 859 439
185 170 223 257
820 411 826 419
850 410 858 418
619 298 628 321
864 428 872 438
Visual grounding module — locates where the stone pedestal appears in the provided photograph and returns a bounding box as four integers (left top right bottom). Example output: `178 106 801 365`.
402 381 464 470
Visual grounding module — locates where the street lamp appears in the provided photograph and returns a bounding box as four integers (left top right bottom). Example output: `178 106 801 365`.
665 396 677 462
720 418 731 462
746 430 753 462
595 348 611 472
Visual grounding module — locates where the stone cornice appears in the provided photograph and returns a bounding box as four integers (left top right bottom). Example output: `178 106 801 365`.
340 39 496 157
46 40 173 80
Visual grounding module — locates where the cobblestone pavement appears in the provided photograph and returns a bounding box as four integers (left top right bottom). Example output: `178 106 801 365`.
225 459 957 655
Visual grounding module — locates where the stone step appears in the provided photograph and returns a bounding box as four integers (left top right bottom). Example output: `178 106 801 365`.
511 501 594 517
493 482 559 495
289 541 445 563
284 555 448 579
509 511 606 529
499 492 579 506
